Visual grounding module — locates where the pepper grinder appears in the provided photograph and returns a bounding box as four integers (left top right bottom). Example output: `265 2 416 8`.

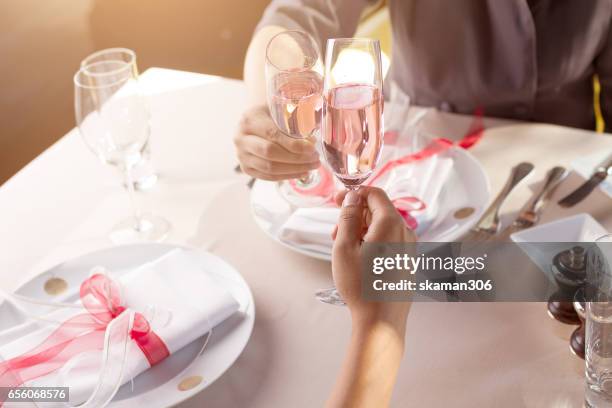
547 246 586 324
570 288 586 359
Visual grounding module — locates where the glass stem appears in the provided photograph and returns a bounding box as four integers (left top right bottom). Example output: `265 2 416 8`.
298 170 316 185
124 163 142 231
296 169 319 188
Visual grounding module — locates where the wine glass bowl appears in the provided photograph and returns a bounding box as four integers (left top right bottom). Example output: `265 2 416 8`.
75 61 149 165
267 69 323 141
81 48 138 71
322 38 384 190
80 48 158 190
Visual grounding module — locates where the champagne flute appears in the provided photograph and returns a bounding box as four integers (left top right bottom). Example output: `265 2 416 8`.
265 30 332 207
81 48 158 190
316 38 384 305
74 60 170 243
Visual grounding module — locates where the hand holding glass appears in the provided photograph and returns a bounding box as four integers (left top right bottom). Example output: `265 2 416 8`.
316 38 384 305
265 30 331 207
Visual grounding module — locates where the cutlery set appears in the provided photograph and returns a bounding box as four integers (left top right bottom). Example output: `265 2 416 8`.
462 162 535 242
496 166 568 240
463 152 611 242
462 162 572 242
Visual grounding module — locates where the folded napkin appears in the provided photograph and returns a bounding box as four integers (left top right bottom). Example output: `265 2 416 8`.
572 151 612 198
278 155 454 256
0 249 239 404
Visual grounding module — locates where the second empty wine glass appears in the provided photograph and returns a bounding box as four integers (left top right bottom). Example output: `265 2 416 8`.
74 60 170 243
316 38 385 305
80 48 158 190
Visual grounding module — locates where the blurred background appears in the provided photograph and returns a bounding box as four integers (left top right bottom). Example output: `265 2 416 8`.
0 0 395 184
0 0 273 184
1 1 606 185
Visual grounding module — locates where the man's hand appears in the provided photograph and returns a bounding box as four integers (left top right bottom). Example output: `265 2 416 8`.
332 187 416 328
233 105 320 181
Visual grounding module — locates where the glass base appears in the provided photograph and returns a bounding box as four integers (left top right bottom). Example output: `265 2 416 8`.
278 167 334 208
586 383 612 408
109 213 170 244
315 287 346 306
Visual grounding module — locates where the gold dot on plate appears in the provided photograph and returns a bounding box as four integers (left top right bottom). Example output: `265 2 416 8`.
44 277 68 296
454 207 475 220
178 375 203 391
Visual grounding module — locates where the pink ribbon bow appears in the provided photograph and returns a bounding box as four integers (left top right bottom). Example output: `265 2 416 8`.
0 273 170 392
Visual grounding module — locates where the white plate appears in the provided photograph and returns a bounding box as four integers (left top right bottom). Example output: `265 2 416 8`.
0 243 255 407
250 147 490 261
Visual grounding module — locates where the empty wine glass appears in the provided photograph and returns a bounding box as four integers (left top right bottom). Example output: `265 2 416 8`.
585 234 612 407
81 48 158 190
265 30 332 207
316 38 384 305
74 60 170 243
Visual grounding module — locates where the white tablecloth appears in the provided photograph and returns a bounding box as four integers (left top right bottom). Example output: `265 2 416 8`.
1 68 611 407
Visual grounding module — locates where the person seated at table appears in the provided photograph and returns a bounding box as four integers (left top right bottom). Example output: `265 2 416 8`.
327 186 414 407
235 0 612 181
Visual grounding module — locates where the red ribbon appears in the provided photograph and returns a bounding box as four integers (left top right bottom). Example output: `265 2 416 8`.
0 273 170 390
393 196 427 230
367 108 484 229
367 107 484 187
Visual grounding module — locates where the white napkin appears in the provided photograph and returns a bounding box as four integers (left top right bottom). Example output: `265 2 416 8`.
0 249 239 404
278 155 454 256
572 151 612 198
384 155 453 232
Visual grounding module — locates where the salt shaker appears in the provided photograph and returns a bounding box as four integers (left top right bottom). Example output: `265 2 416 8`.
548 246 587 324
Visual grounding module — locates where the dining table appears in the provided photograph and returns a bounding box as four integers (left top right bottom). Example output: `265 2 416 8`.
1 67 611 407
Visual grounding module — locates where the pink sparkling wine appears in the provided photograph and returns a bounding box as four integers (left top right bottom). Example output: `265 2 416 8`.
322 83 383 188
268 70 323 139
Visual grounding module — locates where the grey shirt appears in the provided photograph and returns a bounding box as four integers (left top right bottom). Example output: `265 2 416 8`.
257 0 612 130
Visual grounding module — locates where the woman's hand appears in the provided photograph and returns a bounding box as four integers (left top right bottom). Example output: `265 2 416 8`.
327 187 416 408
233 105 320 181
332 187 416 332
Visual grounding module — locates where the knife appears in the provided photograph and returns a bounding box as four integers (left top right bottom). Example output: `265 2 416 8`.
498 166 567 238
461 162 534 242
558 154 612 207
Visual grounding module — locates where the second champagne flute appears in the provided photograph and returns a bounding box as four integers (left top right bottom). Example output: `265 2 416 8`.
316 38 384 305
265 30 332 207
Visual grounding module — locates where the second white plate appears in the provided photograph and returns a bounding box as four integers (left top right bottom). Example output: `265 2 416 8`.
250 147 490 261
0 243 255 407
